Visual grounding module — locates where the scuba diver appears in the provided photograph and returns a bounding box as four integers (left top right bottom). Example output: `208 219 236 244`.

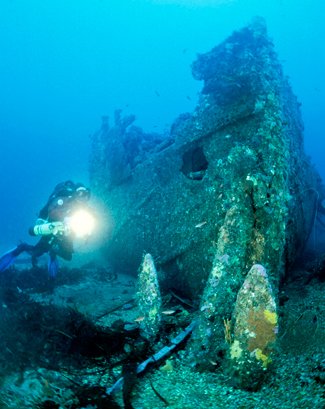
0 180 94 277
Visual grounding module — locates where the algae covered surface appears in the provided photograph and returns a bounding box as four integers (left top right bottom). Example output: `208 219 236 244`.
0 263 323 408
89 18 320 302
132 276 325 409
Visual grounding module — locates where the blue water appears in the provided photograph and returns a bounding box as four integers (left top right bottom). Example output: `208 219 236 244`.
0 0 324 251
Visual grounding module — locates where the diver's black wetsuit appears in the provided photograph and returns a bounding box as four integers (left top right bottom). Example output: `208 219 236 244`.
29 180 90 266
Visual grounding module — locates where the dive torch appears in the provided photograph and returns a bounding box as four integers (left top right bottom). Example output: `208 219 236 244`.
30 209 96 238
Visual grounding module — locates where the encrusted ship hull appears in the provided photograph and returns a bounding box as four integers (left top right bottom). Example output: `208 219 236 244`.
90 18 321 299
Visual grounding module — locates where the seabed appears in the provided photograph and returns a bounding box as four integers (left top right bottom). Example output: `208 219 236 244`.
0 258 323 409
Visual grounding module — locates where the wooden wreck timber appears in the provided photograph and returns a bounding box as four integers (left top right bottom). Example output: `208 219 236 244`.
90 18 323 388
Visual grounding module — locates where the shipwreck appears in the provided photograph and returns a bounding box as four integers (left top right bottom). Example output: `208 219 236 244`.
89 18 323 387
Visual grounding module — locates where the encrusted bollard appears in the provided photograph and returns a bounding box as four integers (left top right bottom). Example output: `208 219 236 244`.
136 253 162 340
228 264 278 390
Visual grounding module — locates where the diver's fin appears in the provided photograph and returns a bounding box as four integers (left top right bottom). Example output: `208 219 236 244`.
0 247 19 272
0 243 31 273
48 254 59 278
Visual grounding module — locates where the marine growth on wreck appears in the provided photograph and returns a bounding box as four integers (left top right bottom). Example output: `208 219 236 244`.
89 17 323 389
